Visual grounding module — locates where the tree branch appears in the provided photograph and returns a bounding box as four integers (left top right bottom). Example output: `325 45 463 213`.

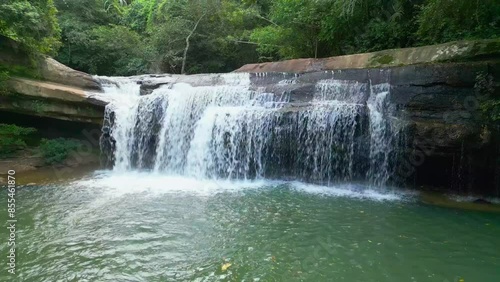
229 39 281 47
254 14 279 27
181 13 205 74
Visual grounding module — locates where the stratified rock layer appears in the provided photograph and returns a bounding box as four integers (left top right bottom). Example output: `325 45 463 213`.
235 39 500 73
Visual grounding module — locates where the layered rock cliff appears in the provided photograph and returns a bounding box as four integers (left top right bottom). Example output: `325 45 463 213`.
242 61 499 195
0 35 105 124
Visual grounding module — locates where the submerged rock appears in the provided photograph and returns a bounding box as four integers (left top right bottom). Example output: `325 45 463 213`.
473 199 493 205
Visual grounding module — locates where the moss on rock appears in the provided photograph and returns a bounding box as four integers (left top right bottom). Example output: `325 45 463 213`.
369 54 395 67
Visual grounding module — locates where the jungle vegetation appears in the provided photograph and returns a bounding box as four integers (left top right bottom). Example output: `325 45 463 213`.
0 0 498 75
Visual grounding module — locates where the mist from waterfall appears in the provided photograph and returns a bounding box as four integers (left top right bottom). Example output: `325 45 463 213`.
98 73 403 186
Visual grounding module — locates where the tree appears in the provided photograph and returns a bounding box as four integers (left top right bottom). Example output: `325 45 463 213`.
147 0 259 74
54 0 149 75
249 0 427 60
5 0 493 76
181 13 206 74
250 0 325 60
416 0 500 44
0 0 61 55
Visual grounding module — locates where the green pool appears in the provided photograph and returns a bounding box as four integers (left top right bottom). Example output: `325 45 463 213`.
1 171 499 281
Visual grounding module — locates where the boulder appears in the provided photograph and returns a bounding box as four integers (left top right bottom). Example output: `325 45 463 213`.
0 35 102 91
8 77 89 102
38 58 102 91
0 36 106 124
140 81 171 96
2 78 105 124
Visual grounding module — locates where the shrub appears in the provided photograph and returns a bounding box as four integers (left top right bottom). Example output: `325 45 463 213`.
39 138 82 165
416 0 500 44
0 70 9 95
0 124 37 157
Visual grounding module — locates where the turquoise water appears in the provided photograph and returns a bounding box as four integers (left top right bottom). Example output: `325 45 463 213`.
1 171 500 281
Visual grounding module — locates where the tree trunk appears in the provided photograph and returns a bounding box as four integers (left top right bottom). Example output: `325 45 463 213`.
314 39 318 59
181 14 206 74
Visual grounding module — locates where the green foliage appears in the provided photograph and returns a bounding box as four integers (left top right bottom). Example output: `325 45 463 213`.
4 0 498 75
0 70 9 95
54 0 149 75
122 0 154 33
345 18 411 54
248 0 423 59
417 0 500 44
0 124 37 157
87 25 149 75
476 72 500 123
144 0 262 73
39 138 81 165
481 99 500 123
249 0 325 59
0 0 61 55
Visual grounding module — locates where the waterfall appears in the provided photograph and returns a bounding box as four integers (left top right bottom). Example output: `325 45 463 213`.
367 83 399 186
99 73 402 186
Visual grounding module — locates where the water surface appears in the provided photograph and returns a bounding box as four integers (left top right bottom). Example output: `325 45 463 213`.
2 171 499 281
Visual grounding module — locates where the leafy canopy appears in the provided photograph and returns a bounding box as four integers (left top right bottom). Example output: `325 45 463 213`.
0 0 61 55
1 0 499 75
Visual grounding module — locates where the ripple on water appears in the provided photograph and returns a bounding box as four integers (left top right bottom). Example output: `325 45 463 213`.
3 172 499 281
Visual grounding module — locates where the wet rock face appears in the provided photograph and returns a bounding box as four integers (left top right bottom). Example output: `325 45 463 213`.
389 62 500 195
100 60 498 195
139 81 171 96
235 61 500 195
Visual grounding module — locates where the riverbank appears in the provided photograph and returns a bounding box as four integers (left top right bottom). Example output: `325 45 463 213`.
0 152 100 185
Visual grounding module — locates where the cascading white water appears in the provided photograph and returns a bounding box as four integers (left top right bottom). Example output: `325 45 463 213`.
315 79 367 103
99 73 401 186
97 77 142 171
153 83 260 173
367 83 392 185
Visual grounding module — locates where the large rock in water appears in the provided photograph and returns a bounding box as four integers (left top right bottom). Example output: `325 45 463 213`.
1 75 105 124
